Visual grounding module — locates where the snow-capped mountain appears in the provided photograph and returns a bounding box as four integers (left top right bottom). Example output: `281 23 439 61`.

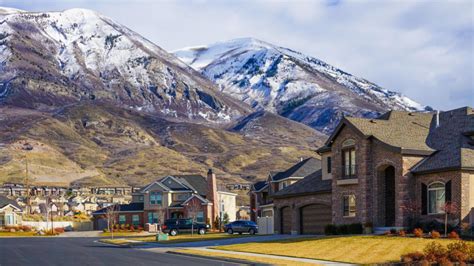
0 8 249 122
174 38 431 133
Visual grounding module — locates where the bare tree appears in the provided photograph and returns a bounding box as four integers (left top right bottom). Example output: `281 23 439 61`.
155 205 166 233
105 204 120 239
442 201 459 237
185 199 201 236
400 199 421 229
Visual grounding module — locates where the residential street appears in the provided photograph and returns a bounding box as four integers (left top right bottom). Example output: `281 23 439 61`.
0 237 242 266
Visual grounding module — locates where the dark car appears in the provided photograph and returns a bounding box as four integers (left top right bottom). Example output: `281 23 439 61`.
162 218 209 236
224 220 258 235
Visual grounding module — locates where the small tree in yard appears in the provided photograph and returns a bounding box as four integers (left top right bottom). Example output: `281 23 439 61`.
155 205 166 233
223 212 230 226
185 199 201 236
442 202 459 237
105 204 120 239
401 199 421 230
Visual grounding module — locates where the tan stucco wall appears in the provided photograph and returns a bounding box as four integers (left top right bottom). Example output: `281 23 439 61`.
218 192 236 222
321 153 333 180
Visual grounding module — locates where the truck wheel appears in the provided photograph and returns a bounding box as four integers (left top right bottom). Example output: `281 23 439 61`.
170 229 178 236
249 228 256 235
198 228 206 235
227 228 233 234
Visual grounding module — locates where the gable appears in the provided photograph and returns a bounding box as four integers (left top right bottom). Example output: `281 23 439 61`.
141 181 168 193
160 176 190 191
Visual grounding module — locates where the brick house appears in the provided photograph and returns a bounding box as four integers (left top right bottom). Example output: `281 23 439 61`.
250 158 321 222
316 107 473 229
272 170 332 234
92 169 237 230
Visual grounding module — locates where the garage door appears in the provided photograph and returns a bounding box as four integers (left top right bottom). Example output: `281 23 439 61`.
300 204 332 234
280 206 291 234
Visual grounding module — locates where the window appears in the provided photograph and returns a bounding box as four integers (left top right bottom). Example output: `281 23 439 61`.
343 195 356 217
196 211 204 223
148 212 159 224
132 214 140 226
327 156 332 174
173 193 189 201
138 195 144 202
342 148 356 178
150 192 162 205
119 215 126 224
428 182 445 214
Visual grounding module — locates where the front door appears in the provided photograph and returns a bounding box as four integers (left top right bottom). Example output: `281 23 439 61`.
385 166 396 226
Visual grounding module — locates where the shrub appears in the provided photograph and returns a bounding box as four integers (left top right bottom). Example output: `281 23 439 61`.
431 230 441 239
21 225 32 232
348 223 363 234
54 227 65 234
324 224 338 235
447 231 460 239
336 224 349 235
102 228 108 233
390 228 397 234
413 228 424 237
401 252 425 262
423 242 447 262
398 230 406 237
448 250 467 263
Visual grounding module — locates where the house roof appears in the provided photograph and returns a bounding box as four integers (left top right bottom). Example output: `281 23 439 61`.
272 170 331 198
0 195 21 210
272 157 321 181
252 181 268 192
412 107 474 173
92 203 144 215
320 107 473 173
173 175 208 196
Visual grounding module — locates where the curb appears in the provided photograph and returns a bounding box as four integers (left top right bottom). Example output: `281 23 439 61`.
166 250 271 265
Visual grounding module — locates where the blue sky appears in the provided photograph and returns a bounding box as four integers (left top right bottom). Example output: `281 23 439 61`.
1 0 472 110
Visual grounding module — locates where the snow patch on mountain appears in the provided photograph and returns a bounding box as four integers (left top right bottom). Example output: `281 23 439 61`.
0 8 247 122
174 37 431 133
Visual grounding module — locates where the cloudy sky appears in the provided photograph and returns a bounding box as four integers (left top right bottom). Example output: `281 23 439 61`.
2 0 473 110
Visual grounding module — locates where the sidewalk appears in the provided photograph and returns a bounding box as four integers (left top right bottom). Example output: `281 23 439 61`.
178 247 355 266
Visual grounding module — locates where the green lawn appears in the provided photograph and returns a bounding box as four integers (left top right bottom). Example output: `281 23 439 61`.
101 232 255 245
215 235 467 264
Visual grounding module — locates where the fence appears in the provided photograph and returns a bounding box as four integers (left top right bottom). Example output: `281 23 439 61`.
21 221 93 231
257 216 274 235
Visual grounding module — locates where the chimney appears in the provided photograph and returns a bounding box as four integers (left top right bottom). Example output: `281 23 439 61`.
436 110 440 128
207 169 218 227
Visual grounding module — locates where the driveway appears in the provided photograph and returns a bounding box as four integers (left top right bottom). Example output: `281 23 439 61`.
0 237 243 266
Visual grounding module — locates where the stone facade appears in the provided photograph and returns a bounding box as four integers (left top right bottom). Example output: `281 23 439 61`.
273 192 331 234
325 123 474 228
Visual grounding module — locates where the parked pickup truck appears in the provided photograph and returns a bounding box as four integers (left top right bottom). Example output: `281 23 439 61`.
162 218 210 236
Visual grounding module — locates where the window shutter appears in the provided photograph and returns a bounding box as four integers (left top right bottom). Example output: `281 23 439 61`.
421 183 427 215
445 181 452 203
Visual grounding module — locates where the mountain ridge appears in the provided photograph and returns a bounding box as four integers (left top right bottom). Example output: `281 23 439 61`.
174 37 432 133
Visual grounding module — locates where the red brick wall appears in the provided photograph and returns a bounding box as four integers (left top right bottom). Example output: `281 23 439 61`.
273 193 332 234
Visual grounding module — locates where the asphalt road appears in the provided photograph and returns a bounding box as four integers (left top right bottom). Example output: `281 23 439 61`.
0 237 242 266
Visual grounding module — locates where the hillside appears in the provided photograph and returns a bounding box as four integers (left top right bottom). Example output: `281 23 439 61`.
174 38 432 133
0 104 323 188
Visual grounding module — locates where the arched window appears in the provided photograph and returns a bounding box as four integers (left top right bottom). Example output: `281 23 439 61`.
342 139 355 147
428 182 445 214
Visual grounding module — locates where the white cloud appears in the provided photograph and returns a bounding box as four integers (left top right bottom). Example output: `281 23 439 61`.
2 0 473 110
